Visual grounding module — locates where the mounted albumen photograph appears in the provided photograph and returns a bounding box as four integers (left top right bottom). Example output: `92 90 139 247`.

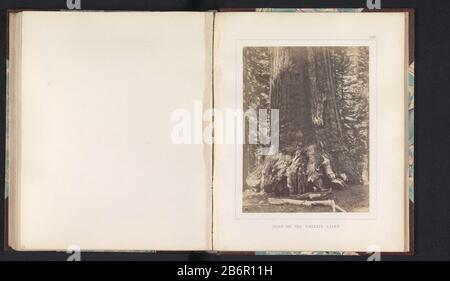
243 46 370 213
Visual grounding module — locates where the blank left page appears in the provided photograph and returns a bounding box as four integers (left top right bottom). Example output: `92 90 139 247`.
14 11 213 251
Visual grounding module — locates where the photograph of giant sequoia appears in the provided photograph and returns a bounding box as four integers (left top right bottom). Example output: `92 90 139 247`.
243 46 369 213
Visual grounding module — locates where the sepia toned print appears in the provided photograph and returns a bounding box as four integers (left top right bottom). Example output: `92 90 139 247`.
243 46 369 213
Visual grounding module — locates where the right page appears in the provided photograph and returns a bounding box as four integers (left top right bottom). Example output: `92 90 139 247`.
213 12 409 252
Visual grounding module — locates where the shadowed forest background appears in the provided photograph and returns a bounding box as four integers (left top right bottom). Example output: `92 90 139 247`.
243 46 369 213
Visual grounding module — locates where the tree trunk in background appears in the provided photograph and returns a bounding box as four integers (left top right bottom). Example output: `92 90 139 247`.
270 47 360 183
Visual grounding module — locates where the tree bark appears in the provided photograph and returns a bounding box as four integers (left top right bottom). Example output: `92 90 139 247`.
270 47 360 184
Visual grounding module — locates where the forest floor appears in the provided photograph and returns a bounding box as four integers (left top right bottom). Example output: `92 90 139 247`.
243 184 369 213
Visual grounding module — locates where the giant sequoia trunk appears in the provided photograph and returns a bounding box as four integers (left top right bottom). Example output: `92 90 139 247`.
270 47 360 184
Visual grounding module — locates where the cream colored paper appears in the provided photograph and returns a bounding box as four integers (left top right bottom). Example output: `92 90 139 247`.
12 11 213 251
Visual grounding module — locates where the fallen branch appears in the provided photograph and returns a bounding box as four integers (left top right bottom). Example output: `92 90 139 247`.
268 198 333 207
268 198 346 212
290 190 332 201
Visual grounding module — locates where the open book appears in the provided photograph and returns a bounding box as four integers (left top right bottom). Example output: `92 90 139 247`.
6 10 413 253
